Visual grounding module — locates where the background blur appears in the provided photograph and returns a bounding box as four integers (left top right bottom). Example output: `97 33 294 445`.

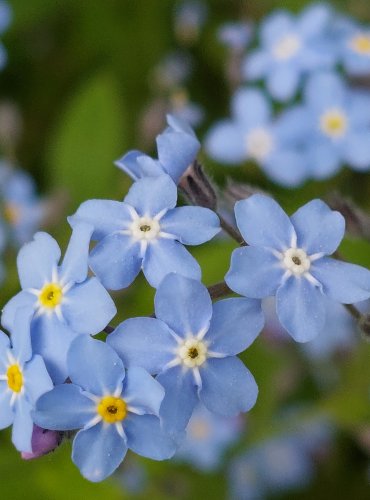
0 1 369 498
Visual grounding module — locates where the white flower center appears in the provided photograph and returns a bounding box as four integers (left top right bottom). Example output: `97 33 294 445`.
349 33 370 56
282 248 311 276
177 338 208 368
130 216 161 241
245 127 274 161
272 34 301 60
319 108 348 139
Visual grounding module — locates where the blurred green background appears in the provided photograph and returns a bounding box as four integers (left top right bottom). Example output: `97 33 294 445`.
0 1 369 498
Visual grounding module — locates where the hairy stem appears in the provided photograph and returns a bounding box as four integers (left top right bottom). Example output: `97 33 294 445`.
217 213 245 245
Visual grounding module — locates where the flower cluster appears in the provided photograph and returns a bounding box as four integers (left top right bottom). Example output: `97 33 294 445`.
206 3 370 186
1 111 369 484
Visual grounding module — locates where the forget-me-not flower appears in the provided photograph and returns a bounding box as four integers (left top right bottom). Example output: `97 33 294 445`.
0 1 11 69
225 194 370 342
243 4 335 101
70 174 220 289
108 273 263 435
2 224 116 383
115 114 200 184
33 336 177 482
205 88 309 187
0 307 53 452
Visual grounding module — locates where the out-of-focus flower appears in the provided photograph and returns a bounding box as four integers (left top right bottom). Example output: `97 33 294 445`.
174 1 207 45
0 1 11 69
218 22 253 51
151 52 193 91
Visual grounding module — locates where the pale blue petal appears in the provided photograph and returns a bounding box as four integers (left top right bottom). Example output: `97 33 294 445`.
306 142 341 179
263 149 309 187
124 175 177 216
311 257 370 303
206 298 264 354
205 121 246 164
23 355 53 404
68 336 124 395
62 277 116 335
304 72 345 110
243 50 270 79
34 384 94 430
157 366 198 435
17 232 61 290
160 207 220 245
72 423 127 482
60 223 93 284
234 194 295 249
291 200 345 255
123 367 164 416
12 397 33 452
11 306 33 363
226 246 283 299
276 276 326 342
266 66 300 102
260 12 295 45
199 357 258 416
89 233 141 290
107 317 176 374
343 131 370 171
298 3 332 38
231 88 271 127
155 274 212 337
143 239 201 288
0 388 13 429
1 291 36 332
115 150 146 181
69 200 133 241
125 414 177 460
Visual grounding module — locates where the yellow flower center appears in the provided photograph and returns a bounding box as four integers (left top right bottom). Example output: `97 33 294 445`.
319 109 348 139
39 283 63 308
3 203 20 224
7 364 23 393
178 338 208 368
350 34 370 55
97 396 127 424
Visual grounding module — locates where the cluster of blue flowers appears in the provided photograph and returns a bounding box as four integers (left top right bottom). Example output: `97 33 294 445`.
206 3 370 186
0 112 369 483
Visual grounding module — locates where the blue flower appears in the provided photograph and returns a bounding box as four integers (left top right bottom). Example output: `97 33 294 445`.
2 224 117 383
115 114 200 184
243 4 335 101
218 22 253 51
33 336 176 482
0 307 53 452
108 273 263 435
174 403 243 471
0 1 11 69
225 194 370 342
205 88 309 187
281 71 370 178
70 174 220 289
0 162 44 247
333 16 370 77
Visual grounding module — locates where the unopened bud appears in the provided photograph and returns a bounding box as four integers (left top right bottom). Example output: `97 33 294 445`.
21 425 63 460
179 160 217 210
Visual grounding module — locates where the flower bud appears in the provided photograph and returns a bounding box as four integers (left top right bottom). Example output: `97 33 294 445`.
21 425 62 460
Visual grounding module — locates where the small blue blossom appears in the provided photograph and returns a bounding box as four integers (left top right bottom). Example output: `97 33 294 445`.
282 71 370 178
116 114 200 184
243 4 335 101
168 89 204 128
0 1 11 69
174 0 208 45
218 22 253 51
225 194 370 342
2 224 117 383
175 403 243 471
0 307 53 452
108 273 263 435
70 174 220 289
33 336 176 482
205 88 309 186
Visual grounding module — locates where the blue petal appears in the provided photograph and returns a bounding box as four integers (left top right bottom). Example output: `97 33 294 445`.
11 306 33 364
72 422 127 482
125 414 177 460
123 367 164 416
266 66 300 102
69 200 133 241
311 257 370 304
108 317 176 375
68 336 125 395
306 141 341 179
1 291 36 332
0 389 13 429
143 239 201 288
23 355 53 404
234 194 295 249
206 298 264 355
160 207 220 245
12 397 33 452
115 150 146 181
124 175 177 217
89 233 141 290
291 200 345 255
157 366 198 435
205 121 246 164
60 223 93 284
34 384 94 431
304 71 345 110
226 246 284 299
343 131 370 171
276 276 326 342
155 274 212 338
156 127 200 183
260 12 294 45
298 3 332 38
62 277 117 335
231 88 271 128
17 232 61 290
243 50 270 79
263 149 309 187
199 357 258 416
